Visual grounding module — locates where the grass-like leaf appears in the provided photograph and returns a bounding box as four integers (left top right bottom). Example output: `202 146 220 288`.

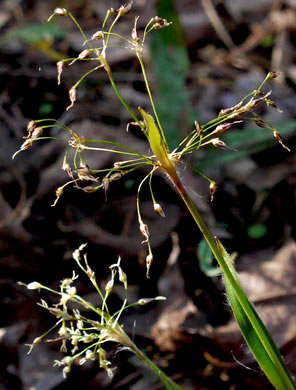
217 239 295 390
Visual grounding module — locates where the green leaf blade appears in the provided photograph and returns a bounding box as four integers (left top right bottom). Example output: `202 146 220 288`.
218 238 296 390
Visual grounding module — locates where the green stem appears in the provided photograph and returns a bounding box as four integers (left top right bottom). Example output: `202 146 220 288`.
138 55 169 151
170 173 295 389
131 343 183 390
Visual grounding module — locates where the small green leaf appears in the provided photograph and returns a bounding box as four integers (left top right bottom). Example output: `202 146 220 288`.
6 23 66 44
247 224 267 239
197 238 220 277
39 103 54 116
138 107 173 172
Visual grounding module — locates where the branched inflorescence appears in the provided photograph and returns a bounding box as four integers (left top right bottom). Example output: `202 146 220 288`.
19 244 165 378
14 2 290 274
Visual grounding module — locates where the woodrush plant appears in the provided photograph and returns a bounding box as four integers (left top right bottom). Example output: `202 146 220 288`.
15 3 295 389
19 245 180 389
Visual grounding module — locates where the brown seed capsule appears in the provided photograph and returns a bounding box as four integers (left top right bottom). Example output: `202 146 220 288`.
213 121 242 135
152 17 172 30
273 131 291 152
24 120 37 138
77 166 98 182
267 71 279 79
211 138 227 148
82 186 97 193
110 172 122 182
265 99 282 113
195 121 202 136
219 107 234 116
90 31 103 41
255 119 267 128
109 1 133 15
78 49 92 60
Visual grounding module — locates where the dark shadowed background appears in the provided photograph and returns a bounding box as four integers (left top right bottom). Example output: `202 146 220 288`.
1 0 296 389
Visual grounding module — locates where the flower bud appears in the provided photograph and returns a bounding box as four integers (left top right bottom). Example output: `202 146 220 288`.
77 320 84 330
51 186 63 207
31 127 43 139
154 203 165 217
23 138 33 149
145 254 153 278
131 17 140 43
62 161 73 178
105 278 114 294
219 107 234 116
138 296 166 305
209 182 218 202
118 267 127 284
114 162 123 168
48 8 68 22
85 349 95 360
139 222 149 242
151 17 172 30
78 49 92 60
137 298 154 305
57 61 65 85
86 265 95 281
23 120 37 139
32 336 43 345
12 139 33 159
54 8 68 16
66 88 77 111
62 366 71 378
90 31 103 41
27 281 42 290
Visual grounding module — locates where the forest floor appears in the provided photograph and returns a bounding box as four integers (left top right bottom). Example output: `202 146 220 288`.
1 1 296 389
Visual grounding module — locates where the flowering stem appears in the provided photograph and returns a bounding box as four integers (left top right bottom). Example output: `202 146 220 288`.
130 342 183 390
137 54 169 150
